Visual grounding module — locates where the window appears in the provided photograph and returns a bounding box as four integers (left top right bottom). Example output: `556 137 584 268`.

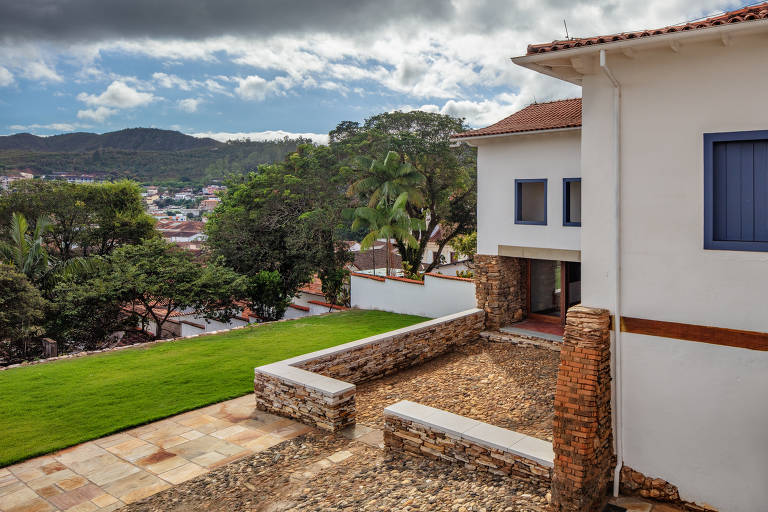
563 178 582 226
515 179 547 225
704 130 768 252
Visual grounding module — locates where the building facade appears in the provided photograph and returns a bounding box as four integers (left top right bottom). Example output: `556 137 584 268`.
460 5 768 511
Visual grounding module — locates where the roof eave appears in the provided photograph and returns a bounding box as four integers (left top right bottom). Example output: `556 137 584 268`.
512 17 768 81
450 125 581 145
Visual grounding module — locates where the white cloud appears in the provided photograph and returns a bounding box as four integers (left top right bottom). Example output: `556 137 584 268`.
0 66 14 86
234 74 293 101
23 61 62 82
77 106 116 122
192 130 328 144
153 72 193 90
9 122 79 132
178 97 201 112
77 80 157 108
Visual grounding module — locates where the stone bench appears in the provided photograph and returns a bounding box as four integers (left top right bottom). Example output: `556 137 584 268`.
383 400 554 485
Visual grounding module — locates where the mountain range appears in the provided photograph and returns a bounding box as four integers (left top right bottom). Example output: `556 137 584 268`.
0 128 221 152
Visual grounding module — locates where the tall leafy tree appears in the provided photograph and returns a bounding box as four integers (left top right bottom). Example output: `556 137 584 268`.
0 263 48 362
111 238 247 337
207 144 354 316
331 111 477 274
0 180 156 259
0 213 51 283
352 192 424 276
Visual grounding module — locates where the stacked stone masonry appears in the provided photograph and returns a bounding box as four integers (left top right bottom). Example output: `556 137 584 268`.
253 371 355 431
551 305 613 512
474 254 527 330
253 309 485 432
298 310 485 383
620 466 718 512
384 402 553 487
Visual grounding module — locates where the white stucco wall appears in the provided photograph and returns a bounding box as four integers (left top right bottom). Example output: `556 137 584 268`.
350 274 476 318
578 33 768 511
475 129 581 256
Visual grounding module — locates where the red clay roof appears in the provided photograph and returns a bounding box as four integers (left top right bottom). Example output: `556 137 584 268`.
527 3 768 55
453 98 581 139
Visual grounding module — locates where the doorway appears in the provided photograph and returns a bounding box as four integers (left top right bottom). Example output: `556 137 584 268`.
526 259 581 325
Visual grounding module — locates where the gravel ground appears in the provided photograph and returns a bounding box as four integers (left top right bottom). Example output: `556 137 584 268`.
122 431 550 512
355 341 559 441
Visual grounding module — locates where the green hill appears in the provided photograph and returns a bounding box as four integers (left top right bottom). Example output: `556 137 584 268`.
0 129 314 184
0 128 220 152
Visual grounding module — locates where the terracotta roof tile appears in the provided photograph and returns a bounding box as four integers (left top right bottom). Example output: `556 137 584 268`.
527 3 768 55
299 276 324 296
453 98 581 139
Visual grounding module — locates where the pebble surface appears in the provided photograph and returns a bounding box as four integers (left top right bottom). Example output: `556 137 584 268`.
122 432 550 512
356 341 559 441
122 342 558 511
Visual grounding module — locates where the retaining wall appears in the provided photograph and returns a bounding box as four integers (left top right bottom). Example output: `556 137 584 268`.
384 400 554 486
253 308 485 431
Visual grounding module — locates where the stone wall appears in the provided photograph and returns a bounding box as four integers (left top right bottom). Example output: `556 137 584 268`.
253 366 355 431
297 309 485 383
254 309 485 431
384 401 553 487
474 254 527 330
551 305 613 512
620 466 718 512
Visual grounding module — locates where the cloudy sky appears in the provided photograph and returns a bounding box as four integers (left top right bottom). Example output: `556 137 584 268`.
0 0 743 143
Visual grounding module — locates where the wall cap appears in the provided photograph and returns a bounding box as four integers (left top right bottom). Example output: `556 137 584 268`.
384 400 554 467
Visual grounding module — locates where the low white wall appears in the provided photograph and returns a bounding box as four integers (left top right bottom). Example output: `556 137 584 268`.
350 273 476 318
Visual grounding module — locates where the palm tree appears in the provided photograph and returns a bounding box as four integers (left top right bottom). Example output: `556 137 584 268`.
352 193 425 276
348 151 426 209
0 212 100 289
0 213 51 283
349 152 426 275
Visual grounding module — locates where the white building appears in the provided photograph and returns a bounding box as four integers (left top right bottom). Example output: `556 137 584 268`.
456 5 768 511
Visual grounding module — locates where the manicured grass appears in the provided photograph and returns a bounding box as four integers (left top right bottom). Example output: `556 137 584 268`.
0 310 427 467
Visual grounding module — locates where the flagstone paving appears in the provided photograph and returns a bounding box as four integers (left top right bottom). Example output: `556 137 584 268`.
0 395 312 512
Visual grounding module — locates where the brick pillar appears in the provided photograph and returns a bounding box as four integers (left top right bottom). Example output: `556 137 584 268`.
551 305 613 512
474 254 527 330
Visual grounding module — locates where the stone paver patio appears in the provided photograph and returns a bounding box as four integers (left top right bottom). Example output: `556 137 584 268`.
0 395 312 512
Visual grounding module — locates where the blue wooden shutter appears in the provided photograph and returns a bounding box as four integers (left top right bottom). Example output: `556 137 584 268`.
712 139 768 243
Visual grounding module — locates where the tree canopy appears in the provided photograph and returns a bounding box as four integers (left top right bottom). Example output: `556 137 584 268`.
0 180 156 259
331 111 476 274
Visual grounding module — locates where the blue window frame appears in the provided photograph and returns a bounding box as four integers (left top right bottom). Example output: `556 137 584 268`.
515 179 547 225
704 130 768 252
563 178 582 227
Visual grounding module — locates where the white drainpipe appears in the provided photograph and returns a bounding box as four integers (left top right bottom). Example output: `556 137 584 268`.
599 48 624 497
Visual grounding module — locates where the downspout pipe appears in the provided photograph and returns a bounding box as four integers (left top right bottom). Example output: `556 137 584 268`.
599 48 624 498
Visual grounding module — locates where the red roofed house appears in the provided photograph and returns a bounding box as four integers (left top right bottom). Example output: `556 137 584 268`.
456 4 768 511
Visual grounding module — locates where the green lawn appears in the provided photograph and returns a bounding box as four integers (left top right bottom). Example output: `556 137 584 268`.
0 310 427 467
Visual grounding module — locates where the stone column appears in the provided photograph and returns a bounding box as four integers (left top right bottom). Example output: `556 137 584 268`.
474 254 526 330
551 305 613 512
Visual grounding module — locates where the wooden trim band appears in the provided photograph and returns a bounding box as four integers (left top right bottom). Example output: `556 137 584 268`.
619 316 768 352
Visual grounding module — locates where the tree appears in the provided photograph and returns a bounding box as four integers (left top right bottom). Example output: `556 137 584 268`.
47 271 132 351
352 192 424 276
0 264 48 362
451 231 477 267
0 212 102 292
0 180 156 259
0 213 51 284
348 151 425 276
207 144 354 318
331 111 477 274
111 238 247 337
348 151 425 209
